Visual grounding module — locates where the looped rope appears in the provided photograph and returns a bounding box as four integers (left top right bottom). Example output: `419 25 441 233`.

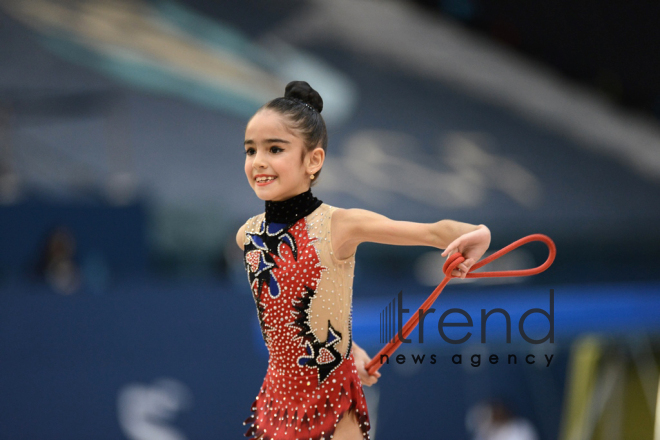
365 233 556 375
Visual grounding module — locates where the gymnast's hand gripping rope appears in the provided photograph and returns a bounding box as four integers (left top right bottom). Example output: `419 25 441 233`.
365 233 557 375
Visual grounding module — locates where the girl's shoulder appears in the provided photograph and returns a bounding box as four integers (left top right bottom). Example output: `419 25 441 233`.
320 203 351 223
312 203 343 224
318 202 335 213
236 212 265 250
319 202 346 214
244 211 266 229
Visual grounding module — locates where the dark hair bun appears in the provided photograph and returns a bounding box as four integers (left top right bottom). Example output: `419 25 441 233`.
284 81 323 113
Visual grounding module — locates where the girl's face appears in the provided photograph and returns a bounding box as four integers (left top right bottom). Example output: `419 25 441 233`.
244 109 315 202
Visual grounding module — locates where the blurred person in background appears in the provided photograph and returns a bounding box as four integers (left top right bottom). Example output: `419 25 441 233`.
466 398 539 440
35 225 81 295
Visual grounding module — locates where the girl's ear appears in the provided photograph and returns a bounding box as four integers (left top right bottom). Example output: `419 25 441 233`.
306 145 325 175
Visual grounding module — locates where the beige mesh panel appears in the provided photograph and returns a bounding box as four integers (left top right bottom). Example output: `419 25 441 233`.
305 204 356 358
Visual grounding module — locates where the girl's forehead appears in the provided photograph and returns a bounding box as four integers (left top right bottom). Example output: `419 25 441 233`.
245 110 298 139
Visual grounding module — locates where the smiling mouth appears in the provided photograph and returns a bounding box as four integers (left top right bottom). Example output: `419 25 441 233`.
256 176 277 185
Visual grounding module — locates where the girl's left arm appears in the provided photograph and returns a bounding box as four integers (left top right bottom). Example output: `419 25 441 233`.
332 208 491 279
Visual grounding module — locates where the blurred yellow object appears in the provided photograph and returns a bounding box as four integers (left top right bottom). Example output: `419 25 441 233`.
560 335 659 440
655 374 660 440
559 335 603 440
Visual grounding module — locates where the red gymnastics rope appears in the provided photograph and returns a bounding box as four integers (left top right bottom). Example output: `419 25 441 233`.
365 233 556 375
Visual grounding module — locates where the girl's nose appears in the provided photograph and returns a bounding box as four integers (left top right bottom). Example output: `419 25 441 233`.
253 151 267 169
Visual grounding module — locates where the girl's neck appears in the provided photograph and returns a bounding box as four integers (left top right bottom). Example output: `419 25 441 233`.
264 188 323 224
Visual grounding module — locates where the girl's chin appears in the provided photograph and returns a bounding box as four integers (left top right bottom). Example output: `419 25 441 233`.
253 183 308 201
254 186 284 200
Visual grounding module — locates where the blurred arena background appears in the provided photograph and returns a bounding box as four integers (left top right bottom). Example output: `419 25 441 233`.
1 0 659 439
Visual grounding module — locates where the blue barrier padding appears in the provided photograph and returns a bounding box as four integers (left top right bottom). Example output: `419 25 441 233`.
351 281 660 352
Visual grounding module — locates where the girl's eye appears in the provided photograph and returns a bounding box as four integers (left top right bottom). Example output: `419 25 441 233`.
270 146 283 153
244 148 255 156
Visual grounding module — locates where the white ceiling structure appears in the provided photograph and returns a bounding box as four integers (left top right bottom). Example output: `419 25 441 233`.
270 0 660 184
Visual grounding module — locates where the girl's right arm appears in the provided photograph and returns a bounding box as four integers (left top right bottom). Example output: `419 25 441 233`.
236 223 247 251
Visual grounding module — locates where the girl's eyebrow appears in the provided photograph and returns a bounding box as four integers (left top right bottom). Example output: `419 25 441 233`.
244 138 291 145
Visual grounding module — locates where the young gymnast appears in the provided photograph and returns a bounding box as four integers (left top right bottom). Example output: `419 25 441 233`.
236 81 491 440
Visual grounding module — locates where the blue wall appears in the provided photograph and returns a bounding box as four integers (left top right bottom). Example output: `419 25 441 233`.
0 288 262 439
3 280 657 439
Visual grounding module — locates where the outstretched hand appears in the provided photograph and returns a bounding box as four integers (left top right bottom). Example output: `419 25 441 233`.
441 225 491 279
353 344 381 386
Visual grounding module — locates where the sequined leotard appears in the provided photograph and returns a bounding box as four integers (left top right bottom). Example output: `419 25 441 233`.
242 189 370 440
